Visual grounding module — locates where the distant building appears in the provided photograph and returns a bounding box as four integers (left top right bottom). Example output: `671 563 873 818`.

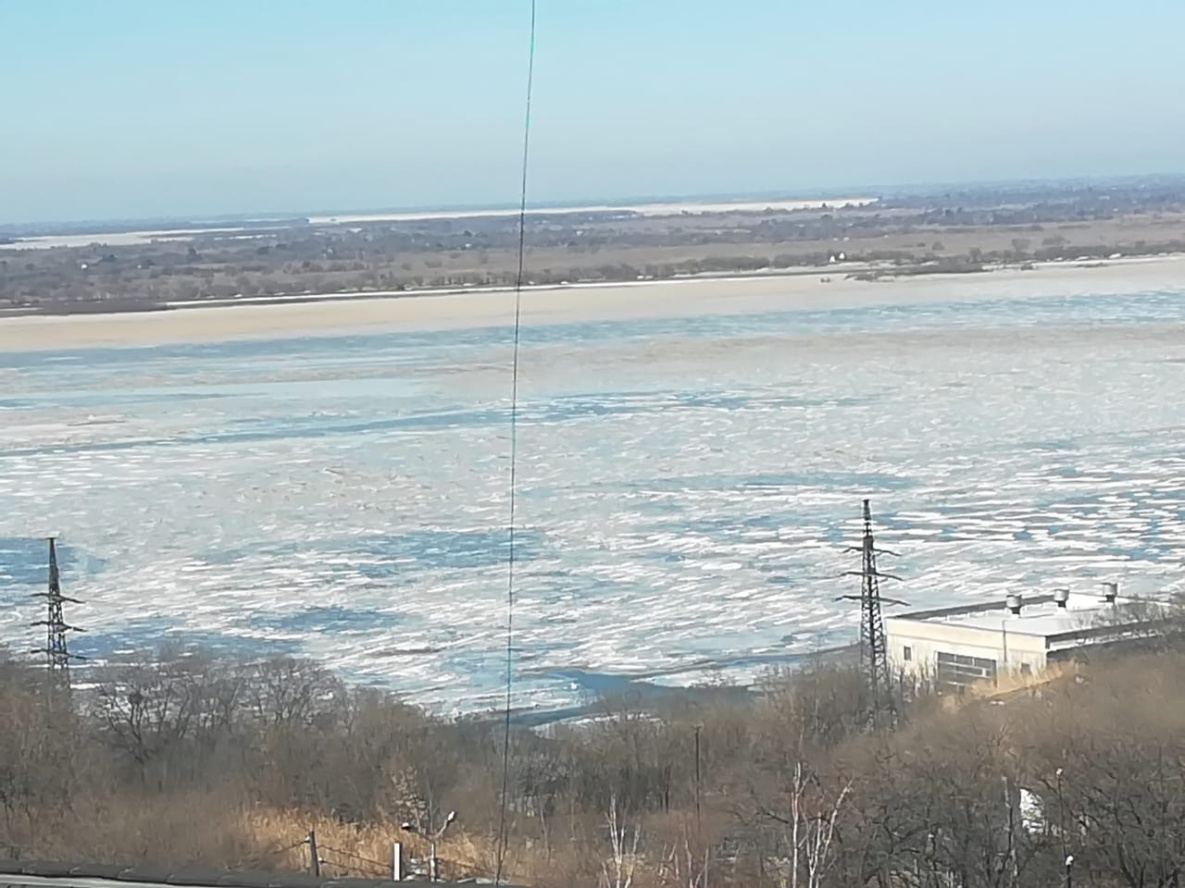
886 584 1173 690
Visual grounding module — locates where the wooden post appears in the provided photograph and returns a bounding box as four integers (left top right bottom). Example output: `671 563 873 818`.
391 842 403 881
308 830 321 878
694 725 702 832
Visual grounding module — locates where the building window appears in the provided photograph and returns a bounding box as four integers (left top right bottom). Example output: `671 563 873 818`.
903 646 913 662
1020 663 1031 676
935 651 997 688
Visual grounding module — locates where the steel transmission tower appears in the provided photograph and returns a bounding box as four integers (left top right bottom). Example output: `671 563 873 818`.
839 500 904 727
31 537 84 679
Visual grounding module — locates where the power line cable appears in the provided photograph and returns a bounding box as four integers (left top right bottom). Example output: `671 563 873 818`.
316 845 392 871
495 1 537 885
241 838 310 869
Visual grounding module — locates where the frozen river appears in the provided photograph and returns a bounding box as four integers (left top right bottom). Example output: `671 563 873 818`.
2 284 1185 711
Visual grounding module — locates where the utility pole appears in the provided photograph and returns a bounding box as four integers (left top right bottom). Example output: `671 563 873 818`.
307 830 321 878
430 811 456 882
839 500 904 728
391 842 403 882
30 537 84 684
1056 768 1067 863
403 811 456 883
1004 775 1019 888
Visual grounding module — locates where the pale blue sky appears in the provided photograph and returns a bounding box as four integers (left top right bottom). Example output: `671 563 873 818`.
2 0 1183 224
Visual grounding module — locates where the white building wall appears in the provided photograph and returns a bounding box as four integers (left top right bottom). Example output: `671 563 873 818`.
886 618 1049 684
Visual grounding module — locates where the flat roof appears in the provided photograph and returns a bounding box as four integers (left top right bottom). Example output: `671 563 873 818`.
887 593 1166 642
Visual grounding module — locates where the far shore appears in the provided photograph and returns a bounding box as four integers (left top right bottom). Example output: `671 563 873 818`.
1 255 1183 353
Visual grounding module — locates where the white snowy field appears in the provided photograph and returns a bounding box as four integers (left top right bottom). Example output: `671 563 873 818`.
306 197 878 225
2 280 1184 711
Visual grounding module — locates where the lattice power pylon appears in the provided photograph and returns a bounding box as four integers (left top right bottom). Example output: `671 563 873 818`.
839 500 905 727
30 537 84 681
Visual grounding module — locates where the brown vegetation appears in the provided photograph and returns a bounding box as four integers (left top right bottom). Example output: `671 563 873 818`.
4 644 1185 888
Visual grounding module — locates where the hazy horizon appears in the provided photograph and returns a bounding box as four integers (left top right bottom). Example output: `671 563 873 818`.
7 173 1185 233
0 185 883 231
3 0 1184 226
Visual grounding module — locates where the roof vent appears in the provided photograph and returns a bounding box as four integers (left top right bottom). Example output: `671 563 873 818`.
1006 593 1023 616
1102 581 1118 603
1054 588 1070 608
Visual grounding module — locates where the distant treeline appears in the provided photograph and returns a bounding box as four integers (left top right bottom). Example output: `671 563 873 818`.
3 181 1185 312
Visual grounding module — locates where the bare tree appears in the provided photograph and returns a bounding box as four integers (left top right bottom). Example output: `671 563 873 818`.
95 651 202 766
247 657 343 729
601 796 641 888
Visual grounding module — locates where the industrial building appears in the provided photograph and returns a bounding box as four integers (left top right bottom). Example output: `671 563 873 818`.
885 583 1173 689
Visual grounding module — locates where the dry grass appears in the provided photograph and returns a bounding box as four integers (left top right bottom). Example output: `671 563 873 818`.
0 799 510 881
937 660 1081 712
239 809 514 882
235 809 622 886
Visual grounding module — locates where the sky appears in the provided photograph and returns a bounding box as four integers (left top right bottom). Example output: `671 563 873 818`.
1 0 1184 225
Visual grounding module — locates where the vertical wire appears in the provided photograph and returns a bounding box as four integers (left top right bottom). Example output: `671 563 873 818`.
495 1 537 884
